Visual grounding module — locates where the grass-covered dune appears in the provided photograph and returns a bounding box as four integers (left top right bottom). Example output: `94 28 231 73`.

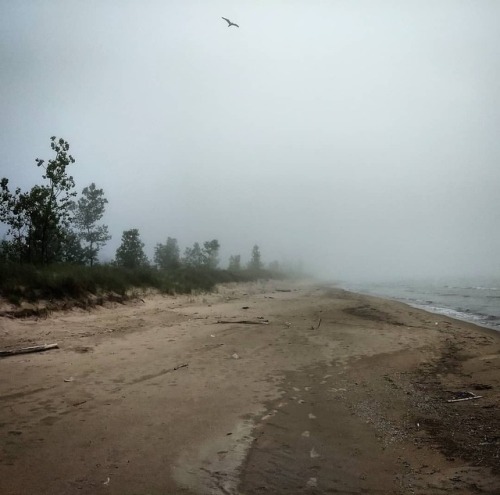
0 262 284 307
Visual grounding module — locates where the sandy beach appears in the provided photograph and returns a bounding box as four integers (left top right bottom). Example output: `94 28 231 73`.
0 280 499 495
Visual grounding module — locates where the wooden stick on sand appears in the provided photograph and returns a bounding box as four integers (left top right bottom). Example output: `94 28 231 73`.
217 320 269 325
447 393 482 403
0 343 59 358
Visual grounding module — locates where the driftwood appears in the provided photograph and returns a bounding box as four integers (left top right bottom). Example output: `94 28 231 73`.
217 320 269 325
0 343 59 358
447 393 482 403
276 289 292 293
172 363 188 371
316 318 322 329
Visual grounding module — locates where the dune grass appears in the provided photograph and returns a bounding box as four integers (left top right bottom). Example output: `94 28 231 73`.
0 262 283 305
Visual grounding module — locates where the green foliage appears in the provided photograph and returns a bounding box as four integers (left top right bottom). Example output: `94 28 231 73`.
115 229 148 269
0 239 18 263
154 237 180 270
228 254 241 271
183 239 220 269
0 262 159 303
248 244 263 271
0 136 292 304
202 239 220 269
59 229 87 264
72 183 111 266
0 137 77 264
0 135 289 304
0 261 285 306
183 242 204 267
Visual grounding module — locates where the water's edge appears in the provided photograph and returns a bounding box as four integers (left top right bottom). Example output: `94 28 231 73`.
338 281 500 332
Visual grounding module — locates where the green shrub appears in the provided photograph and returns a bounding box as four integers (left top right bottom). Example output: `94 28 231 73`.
0 261 286 305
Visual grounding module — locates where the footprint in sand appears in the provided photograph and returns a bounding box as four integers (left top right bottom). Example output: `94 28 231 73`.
307 477 318 488
261 410 278 421
310 447 320 458
40 415 59 426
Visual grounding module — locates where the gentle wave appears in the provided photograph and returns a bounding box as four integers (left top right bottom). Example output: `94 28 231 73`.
342 280 500 331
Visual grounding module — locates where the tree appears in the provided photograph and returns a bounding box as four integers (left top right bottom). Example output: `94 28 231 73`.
154 237 180 270
59 228 86 264
0 137 76 264
228 254 241 271
248 244 263 271
183 242 204 268
202 239 220 269
0 182 32 262
115 229 148 268
0 239 17 263
72 183 111 266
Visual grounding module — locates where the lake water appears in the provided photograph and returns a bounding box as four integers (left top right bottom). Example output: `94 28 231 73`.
341 279 500 331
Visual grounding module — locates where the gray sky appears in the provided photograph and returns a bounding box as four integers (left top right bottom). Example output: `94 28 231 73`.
1 0 499 281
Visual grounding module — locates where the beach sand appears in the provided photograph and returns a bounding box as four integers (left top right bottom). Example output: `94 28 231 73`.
0 280 498 494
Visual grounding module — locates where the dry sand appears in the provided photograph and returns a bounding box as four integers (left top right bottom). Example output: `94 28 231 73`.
0 280 499 494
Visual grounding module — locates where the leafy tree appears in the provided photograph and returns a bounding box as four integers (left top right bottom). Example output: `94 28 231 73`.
0 137 76 264
154 237 180 270
183 240 221 269
228 254 241 271
183 242 204 268
115 229 148 268
72 183 111 266
202 239 220 269
0 184 31 262
248 244 263 271
0 239 17 263
59 229 87 264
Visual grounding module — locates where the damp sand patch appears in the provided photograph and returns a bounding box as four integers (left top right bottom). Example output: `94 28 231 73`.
172 418 258 495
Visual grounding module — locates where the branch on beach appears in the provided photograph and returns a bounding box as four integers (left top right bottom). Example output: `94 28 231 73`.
447 392 483 403
172 363 189 371
216 319 269 325
0 343 59 358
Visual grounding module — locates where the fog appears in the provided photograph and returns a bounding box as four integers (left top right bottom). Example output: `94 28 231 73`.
1 1 499 282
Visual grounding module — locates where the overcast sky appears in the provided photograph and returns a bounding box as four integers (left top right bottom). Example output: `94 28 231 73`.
1 0 499 281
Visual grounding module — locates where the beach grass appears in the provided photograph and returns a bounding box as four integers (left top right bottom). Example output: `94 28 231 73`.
0 262 284 305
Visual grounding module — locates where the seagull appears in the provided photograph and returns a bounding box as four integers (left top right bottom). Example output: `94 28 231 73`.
222 17 239 28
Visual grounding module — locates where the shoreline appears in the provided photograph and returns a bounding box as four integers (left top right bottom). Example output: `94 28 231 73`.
337 282 500 332
0 280 499 494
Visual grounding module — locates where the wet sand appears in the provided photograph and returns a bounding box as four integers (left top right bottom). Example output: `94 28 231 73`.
0 280 499 494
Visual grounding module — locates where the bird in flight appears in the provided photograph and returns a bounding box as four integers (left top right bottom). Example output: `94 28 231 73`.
222 17 239 28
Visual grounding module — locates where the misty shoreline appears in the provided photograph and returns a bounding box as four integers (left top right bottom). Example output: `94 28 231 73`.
337 280 500 332
1 280 499 494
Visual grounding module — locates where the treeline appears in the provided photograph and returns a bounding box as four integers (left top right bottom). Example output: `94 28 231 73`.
0 137 109 266
0 137 286 304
